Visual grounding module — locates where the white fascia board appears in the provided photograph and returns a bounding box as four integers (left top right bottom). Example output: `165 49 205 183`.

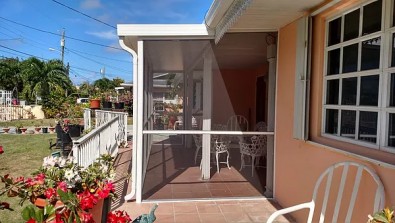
205 0 234 28
117 24 214 38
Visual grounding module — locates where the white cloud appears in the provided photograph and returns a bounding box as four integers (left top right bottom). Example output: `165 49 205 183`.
86 30 117 40
80 0 102 9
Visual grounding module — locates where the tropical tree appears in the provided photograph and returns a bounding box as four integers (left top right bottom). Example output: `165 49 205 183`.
93 77 115 92
0 58 23 92
20 57 73 104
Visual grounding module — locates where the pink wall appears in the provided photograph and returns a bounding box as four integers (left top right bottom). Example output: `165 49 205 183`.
212 67 267 128
275 2 395 222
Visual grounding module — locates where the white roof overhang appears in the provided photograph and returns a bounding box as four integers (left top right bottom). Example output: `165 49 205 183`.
205 0 327 42
117 24 215 52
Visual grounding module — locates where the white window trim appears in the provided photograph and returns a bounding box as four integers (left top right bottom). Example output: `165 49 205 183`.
322 0 395 153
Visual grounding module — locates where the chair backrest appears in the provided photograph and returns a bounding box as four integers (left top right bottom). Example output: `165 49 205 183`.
307 162 384 223
227 115 248 131
254 121 267 131
239 135 267 156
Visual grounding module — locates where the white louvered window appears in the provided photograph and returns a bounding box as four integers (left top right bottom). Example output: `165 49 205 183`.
323 0 395 153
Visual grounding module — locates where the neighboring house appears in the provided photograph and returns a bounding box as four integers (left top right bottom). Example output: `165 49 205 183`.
117 0 395 222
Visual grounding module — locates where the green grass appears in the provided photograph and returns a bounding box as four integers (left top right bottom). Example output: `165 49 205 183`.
0 134 54 223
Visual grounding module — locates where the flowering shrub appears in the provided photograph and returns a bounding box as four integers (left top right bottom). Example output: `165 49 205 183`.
107 210 132 223
0 154 116 222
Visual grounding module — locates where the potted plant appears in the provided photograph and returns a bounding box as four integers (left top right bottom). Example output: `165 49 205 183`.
41 120 48 134
102 92 113 110
15 123 26 134
0 154 116 223
2 125 10 134
89 93 101 109
48 122 55 134
34 123 42 134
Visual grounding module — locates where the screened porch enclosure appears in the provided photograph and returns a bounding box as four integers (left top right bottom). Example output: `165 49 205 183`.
140 33 275 200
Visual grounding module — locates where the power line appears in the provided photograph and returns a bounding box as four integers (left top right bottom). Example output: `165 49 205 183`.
0 45 48 60
50 0 116 29
67 47 131 73
0 16 123 50
65 47 130 63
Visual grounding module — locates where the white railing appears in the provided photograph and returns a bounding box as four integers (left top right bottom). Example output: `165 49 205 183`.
72 116 119 167
83 108 91 131
95 110 128 145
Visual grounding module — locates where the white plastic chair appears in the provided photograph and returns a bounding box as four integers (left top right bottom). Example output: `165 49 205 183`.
239 135 267 176
267 161 385 223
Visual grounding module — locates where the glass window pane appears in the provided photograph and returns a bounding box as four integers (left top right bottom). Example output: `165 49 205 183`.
325 109 338 134
326 79 339 104
343 43 358 73
342 77 357 105
360 75 379 106
389 114 395 147
327 49 340 75
328 17 341 46
344 9 360 41
341 110 356 139
362 0 382 35
361 37 381 71
358 111 378 143
391 74 395 107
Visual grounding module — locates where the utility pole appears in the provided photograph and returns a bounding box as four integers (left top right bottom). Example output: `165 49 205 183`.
60 29 65 65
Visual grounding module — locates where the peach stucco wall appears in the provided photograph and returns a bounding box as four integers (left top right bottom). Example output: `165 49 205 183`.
275 1 395 222
212 66 267 128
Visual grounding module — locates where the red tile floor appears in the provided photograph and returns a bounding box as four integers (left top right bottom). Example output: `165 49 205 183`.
111 142 294 223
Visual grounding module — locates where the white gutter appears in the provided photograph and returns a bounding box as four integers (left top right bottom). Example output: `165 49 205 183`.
118 37 138 201
310 0 342 16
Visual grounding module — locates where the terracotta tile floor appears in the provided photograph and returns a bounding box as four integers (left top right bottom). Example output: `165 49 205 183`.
116 199 296 223
111 140 294 222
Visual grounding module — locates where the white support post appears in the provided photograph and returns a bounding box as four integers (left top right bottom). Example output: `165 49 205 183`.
265 43 277 198
185 71 194 147
135 40 144 203
202 52 212 180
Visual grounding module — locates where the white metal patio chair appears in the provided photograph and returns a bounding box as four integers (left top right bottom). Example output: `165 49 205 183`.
196 135 231 173
266 161 385 223
254 121 267 131
227 115 249 131
239 135 267 176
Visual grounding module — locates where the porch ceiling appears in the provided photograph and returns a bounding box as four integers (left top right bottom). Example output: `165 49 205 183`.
217 0 325 33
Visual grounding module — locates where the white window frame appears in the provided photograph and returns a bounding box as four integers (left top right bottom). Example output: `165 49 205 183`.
322 0 395 153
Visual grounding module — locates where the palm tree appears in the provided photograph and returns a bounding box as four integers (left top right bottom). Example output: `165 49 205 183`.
20 57 73 104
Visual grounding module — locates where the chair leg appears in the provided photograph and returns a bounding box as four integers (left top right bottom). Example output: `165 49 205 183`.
251 155 255 177
226 151 230 169
240 154 244 171
194 146 201 165
216 152 220 173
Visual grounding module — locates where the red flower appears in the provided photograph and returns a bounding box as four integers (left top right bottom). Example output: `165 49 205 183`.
26 219 37 223
107 210 132 223
80 212 95 223
44 188 56 200
15 176 24 183
78 190 98 210
57 181 68 192
0 145 4 154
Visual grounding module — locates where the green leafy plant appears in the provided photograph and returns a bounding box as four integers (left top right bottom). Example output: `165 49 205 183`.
368 207 395 223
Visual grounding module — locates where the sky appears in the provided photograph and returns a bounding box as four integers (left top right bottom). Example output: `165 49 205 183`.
0 0 212 85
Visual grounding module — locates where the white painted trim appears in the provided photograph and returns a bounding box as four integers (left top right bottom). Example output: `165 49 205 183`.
136 40 144 203
306 141 395 170
117 24 214 37
118 38 138 202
